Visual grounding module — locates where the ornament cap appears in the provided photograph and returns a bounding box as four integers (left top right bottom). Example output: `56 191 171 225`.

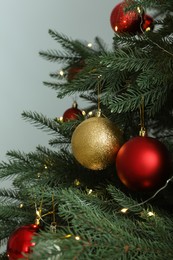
139 127 147 137
72 101 78 108
96 109 102 117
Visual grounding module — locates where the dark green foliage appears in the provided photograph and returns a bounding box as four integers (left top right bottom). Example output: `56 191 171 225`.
0 0 173 259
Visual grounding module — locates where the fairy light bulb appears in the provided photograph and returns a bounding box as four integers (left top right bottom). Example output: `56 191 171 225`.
121 208 128 213
147 211 155 217
37 172 41 178
59 70 64 76
64 234 72 239
87 189 93 195
19 203 24 208
87 43 92 48
82 110 86 116
75 236 80 241
58 116 63 122
137 7 141 13
74 179 81 186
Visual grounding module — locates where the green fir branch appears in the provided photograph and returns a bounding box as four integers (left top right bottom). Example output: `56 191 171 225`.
0 188 19 203
39 49 79 63
94 37 107 53
43 81 69 92
107 185 143 213
21 111 59 134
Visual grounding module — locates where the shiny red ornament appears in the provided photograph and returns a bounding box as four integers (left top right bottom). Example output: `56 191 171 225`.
142 14 154 32
110 1 142 34
63 101 82 122
116 136 171 191
7 224 40 260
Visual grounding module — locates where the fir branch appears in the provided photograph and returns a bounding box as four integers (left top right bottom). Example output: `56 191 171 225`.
21 111 59 134
43 81 69 92
39 49 79 63
48 137 70 147
5 150 31 163
48 29 96 59
48 29 78 53
0 188 19 202
107 185 143 213
100 48 154 72
94 37 107 53
0 204 32 220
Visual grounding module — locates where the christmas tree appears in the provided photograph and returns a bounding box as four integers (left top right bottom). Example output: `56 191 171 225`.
0 0 173 259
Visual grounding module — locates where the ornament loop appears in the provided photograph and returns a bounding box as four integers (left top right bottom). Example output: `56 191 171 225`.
50 222 57 233
97 77 102 112
139 96 147 136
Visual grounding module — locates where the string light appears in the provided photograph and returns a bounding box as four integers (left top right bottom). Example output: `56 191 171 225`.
88 111 93 116
146 27 151 32
19 203 24 208
44 164 48 170
87 43 92 48
64 234 72 239
82 110 86 116
75 236 81 241
37 172 41 178
120 208 128 214
147 211 155 217
59 70 64 76
87 189 93 195
74 179 81 186
128 176 173 210
58 116 63 122
137 7 141 13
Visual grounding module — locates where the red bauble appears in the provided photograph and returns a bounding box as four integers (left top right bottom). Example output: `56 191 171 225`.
142 14 154 32
7 224 40 260
116 136 171 191
63 101 82 122
110 1 142 34
68 60 84 81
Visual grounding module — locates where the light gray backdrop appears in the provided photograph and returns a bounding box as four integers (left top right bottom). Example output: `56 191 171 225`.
0 0 119 163
0 0 121 193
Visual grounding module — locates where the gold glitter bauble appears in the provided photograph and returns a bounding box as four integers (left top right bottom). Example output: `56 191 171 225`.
71 116 123 170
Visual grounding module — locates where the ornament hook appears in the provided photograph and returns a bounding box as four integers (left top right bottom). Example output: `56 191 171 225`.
97 75 102 117
139 96 146 136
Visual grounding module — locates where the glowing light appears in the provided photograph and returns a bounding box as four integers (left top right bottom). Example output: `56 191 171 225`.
121 208 128 213
88 111 93 116
59 70 64 76
64 234 72 239
88 189 93 195
87 43 92 48
147 211 155 217
58 116 63 122
82 110 86 116
137 7 141 13
75 236 80 240
146 27 151 32
44 165 48 169
74 179 81 186
37 172 41 178
19 203 24 208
